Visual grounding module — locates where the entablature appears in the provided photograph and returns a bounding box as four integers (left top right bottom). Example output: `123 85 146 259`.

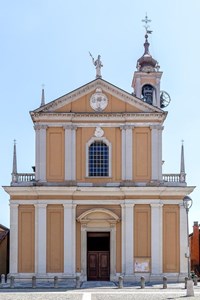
4 185 195 199
31 112 167 123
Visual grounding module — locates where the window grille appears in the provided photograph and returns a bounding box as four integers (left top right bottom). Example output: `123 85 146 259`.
89 141 109 176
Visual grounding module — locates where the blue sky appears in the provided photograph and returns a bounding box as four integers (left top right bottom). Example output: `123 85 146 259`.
0 0 199 232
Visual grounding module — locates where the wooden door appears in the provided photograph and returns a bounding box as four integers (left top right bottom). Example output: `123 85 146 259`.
87 251 110 280
99 252 110 280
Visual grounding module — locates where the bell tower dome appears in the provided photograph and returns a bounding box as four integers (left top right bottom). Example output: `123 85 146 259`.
132 15 162 108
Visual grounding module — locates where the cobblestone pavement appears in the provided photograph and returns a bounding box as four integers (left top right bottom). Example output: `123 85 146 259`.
1 290 200 300
0 282 200 300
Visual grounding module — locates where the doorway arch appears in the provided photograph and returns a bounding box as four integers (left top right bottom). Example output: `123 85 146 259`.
77 208 120 281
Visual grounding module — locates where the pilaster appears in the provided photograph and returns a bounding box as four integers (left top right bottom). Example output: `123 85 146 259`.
110 224 117 278
64 125 77 180
9 203 19 274
34 125 47 181
35 203 47 274
121 125 133 180
81 224 87 280
179 203 188 274
121 203 134 275
63 203 76 275
155 77 161 107
151 203 163 275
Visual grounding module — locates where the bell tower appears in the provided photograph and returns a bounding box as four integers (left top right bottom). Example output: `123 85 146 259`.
132 15 162 108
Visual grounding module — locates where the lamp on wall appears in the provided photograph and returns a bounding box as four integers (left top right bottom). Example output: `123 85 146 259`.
183 195 193 279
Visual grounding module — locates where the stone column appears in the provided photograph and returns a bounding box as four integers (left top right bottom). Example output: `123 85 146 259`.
64 125 77 180
121 126 133 180
35 203 47 274
10 203 19 274
110 224 117 279
63 204 76 275
34 125 47 182
151 203 163 275
151 125 163 181
179 203 188 275
81 225 87 280
121 203 134 276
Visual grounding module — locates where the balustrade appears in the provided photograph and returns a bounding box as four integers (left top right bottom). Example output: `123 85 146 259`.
12 173 35 183
162 173 185 183
11 172 185 184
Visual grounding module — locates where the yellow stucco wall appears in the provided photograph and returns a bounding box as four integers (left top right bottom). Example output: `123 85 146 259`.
133 127 151 181
46 205 64 273
46 127 65 182
134 205 151 258
55 91 142 113
18 205 35 273
163 205 180 272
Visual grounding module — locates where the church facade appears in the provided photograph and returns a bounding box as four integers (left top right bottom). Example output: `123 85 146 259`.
4 29 195 282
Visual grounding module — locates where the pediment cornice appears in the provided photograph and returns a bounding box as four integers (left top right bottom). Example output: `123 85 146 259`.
31 79 163 117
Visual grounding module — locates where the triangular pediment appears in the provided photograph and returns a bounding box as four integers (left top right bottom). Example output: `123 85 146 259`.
31 79 163 116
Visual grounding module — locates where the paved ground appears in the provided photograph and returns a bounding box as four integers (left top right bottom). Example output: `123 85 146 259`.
0 282 200 300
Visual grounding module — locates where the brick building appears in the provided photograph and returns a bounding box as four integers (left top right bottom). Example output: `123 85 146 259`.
190 221 200 275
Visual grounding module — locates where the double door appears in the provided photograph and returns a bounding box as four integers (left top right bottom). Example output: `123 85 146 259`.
87 232 110 281
87 251 110 281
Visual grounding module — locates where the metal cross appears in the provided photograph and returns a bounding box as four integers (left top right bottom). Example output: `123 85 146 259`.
142 14 151 32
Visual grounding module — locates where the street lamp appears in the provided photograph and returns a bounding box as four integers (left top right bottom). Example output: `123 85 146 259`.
183 195 193 279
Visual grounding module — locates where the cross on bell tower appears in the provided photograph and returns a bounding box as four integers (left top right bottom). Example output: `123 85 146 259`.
132 14 162 108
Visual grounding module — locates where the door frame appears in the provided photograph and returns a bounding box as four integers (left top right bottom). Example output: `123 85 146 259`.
77 208 120 281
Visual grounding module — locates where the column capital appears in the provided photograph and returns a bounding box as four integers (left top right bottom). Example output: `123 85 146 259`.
121 203 135 208
120 125 134 130
34 203 47 208
34 124 48 131
63 203 77 209
150 124 163 130
10 203 19 208
125 203 135 208
63 124 77 130
150 203 163 208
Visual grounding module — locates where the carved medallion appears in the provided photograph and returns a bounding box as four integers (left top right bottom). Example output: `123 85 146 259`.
90 88 108 111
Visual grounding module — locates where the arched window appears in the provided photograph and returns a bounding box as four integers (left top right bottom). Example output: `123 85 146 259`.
89 141 109 177
142 84 154 105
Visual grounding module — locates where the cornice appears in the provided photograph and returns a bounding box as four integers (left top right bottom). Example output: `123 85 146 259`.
3 185 195 198
31 112 167 123
30 79 164 117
